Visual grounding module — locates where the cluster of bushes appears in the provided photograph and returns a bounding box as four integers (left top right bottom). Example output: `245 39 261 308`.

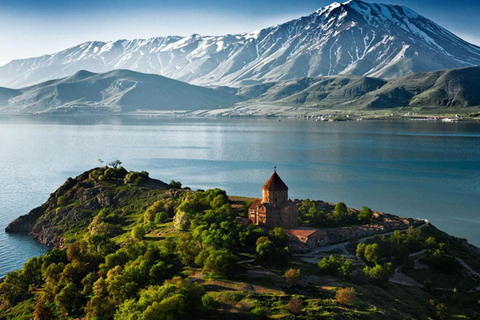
298 201 373 226
89 167 128 182
0 183 299 318
356 227 423 265
255 228 290 267
424 236 460 274
0 224 212 319
317 255 353 279
124 171 149 185
143 198 178 227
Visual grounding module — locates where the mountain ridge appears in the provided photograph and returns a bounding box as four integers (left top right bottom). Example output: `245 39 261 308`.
0 66 479 115
2 0 480 89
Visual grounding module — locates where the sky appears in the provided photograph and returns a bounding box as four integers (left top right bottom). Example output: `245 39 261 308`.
1 0 480 66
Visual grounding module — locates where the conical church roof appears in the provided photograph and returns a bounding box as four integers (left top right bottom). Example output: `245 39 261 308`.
262 171 288 191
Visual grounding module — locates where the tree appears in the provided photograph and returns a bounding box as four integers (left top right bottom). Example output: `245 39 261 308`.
318 255 341 275
426 236 438 248
255 240 277 266
336 287 356 305
132 226 146 240
363 263 394 284
55 283 83 316
22 257 43 287
333 202 348 223
169 180 182 189
202 250 239 276
363 243 381 264
109 159 122 168
358 206 373 223
33 293 54 320
285 268 301 286
174 211 191 231
176 234 200 266
269 227 287 246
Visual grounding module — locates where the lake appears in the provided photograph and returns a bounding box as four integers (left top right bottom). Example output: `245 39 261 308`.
1 116 479 277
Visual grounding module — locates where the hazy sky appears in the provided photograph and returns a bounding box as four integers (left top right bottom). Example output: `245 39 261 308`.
1 0 479 66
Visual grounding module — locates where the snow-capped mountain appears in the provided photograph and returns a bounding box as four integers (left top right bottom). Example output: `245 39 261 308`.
2 0 480 88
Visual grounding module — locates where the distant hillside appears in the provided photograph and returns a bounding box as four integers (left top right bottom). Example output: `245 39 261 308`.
0 67 479 115
242 66 480 111
0 69 240 114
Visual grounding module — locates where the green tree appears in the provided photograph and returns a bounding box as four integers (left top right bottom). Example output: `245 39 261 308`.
333 202 348 223
364 243 381 264
202 250 239 276
255 240 277 266
358 206 373 223
318 255 341 275
169 180 182 189
363 263 394 284
54 283 83 316
269 227 287 246
176 234 201 266
132 226 146 240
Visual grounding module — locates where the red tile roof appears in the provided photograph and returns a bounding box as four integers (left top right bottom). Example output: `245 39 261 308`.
262 171 288 191
249 198 262 209
287 227 326 238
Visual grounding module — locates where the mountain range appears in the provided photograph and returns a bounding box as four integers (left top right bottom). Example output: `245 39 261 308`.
1 66 479 115
1 0 480 89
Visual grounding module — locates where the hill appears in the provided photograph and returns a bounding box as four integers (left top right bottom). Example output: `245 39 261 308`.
2 167 480 319
243 66 480 110
0 66 480 115
2 0 480 88
0 70 240 114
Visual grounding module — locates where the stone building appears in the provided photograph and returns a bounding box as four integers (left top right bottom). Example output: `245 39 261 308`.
286 227 329 248
249 169 298 229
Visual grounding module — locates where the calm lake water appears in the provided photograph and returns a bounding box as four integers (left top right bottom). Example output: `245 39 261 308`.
1 116 479 276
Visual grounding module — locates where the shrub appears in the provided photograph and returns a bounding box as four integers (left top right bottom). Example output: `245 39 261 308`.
155 211 169 224
56 196 68 207
287 297 303 314
268 227 287 246
202 249 239 276
333 202 348 221
202 293 220 311
174 211 191 231
124 171 149 185
250 307 269 320
317 255 341 275
103 168 116 180
169 180 182 189
363 262 394 284
358 206 373 223
89 168 105 182
131 226 145 240
336 287 356 306
285 268 301 286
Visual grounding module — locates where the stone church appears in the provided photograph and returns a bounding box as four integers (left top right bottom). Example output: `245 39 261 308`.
248 168 298 229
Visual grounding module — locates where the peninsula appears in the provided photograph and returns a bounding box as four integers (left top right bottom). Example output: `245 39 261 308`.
2 167 480 319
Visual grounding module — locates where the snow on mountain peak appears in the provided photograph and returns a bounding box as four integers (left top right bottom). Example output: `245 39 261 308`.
1 0 480 88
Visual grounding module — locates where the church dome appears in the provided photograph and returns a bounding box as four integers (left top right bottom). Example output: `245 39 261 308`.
262 171 288 191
